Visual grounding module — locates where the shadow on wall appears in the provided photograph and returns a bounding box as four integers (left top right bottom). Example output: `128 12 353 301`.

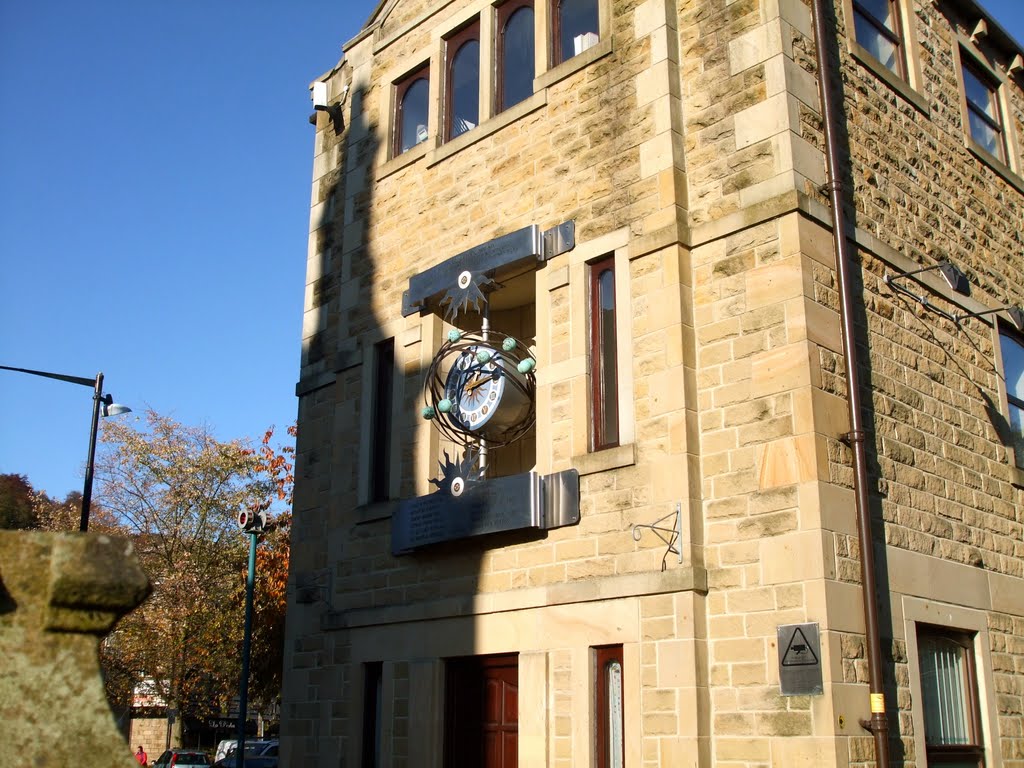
289 77 504 766
814 0 905 760
0 530 150 767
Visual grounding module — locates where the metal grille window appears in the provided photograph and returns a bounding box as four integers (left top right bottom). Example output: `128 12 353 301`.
917 627 985 767
497 0 535 112
552 0 599 65
445 21 480 141
962 56 1006 162
1000 331 1024 467
852 0 904 77
394 65 430 156
589 256 619 451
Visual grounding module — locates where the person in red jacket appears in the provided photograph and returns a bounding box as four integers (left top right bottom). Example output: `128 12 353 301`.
135 746 148 766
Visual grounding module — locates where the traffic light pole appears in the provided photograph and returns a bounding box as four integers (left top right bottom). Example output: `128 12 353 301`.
236 530 258 765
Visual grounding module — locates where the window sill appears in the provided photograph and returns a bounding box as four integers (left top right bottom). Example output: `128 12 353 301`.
534 37 613 92
426 90 547 167
848 39 929 116
355 499 398 524
572 442 636 476
378 139 430 181
1011 464 1024 490
965 138 1024 194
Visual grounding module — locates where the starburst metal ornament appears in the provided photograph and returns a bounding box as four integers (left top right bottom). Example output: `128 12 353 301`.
439 269 496 321
429 448 483 497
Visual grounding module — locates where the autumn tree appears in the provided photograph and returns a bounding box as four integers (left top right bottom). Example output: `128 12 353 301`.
0 474 37 529
96 409 293 743
244 426 295 709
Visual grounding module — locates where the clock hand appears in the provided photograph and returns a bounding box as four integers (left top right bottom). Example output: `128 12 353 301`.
466 372 497 392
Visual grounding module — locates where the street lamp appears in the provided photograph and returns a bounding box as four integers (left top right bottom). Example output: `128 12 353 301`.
0 365 132 531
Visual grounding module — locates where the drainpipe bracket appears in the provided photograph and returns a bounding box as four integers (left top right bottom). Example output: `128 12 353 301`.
840 429 870 446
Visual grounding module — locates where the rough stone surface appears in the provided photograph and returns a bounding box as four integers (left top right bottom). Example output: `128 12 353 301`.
0 531 150 768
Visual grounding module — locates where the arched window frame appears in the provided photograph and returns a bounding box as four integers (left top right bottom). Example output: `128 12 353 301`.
496 0 535 113
444 19 481 142
393 63 430 157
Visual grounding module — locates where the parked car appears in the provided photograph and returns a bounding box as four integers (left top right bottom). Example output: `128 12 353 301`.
214 740 236 763
212 739 278 768
152 749 211 768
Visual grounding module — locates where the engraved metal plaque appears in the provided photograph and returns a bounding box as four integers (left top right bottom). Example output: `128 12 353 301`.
392 469 580 554
778 622 823 696
402 225 543 316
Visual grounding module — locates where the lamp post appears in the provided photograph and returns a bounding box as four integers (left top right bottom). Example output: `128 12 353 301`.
235 505 267 764
0 365 132 531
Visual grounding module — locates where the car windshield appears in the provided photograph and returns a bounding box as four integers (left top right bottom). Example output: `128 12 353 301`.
177 754 209 765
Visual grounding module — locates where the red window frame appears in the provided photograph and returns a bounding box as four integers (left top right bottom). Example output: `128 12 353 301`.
594 645 624 768
550 0 599 65
917 626 985 768
589 255 619 451
444 20 481 142
392 63 430 157
496 0 535 112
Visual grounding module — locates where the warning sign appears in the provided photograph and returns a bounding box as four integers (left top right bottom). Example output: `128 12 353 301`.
781 626 819 666
777 623 823 695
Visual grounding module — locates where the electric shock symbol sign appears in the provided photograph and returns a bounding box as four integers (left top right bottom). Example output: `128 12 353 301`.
777 622 823 696
781 626 819 666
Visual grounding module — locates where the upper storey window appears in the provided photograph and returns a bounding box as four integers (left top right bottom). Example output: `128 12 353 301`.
589 255 619 451
961 56 1007 163
1001 330 1024 468
497 0 535 112
394 64 430 155
852 0 904 77
552 0 599 65
445 21 481 141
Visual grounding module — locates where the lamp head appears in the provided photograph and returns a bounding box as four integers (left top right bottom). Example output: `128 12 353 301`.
100 393 132 417
937 260 970 296
1008 306 1024 333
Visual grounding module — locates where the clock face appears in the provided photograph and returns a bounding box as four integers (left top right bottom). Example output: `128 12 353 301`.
444 346 506 432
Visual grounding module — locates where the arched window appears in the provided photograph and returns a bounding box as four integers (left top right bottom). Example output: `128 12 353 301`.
445 21 480 140
553 0 598 65
394 65 429 155
497 0 534 112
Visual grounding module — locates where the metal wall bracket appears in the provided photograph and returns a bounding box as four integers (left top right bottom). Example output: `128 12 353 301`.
542 220 575 260
632 502 683 571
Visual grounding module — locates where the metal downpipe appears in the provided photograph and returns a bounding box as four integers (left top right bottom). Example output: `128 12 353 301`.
809 0 891 765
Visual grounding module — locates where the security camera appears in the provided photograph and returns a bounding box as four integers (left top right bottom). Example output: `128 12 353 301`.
311 81 344 134
312 81 330 109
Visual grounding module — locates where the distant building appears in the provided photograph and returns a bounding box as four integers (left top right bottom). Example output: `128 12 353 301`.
283 0 1024 765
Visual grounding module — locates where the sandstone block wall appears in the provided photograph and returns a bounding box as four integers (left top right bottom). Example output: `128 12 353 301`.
283 0 1024 765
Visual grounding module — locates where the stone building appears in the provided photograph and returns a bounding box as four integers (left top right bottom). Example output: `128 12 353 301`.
281 0 1024 765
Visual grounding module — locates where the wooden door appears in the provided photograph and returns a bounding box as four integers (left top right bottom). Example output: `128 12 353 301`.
445 654 518 768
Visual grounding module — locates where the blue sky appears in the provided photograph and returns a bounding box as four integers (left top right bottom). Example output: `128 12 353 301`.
0 2 375 498
1 0 1022 500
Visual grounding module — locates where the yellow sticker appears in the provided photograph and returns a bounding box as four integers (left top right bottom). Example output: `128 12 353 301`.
870 693 885 713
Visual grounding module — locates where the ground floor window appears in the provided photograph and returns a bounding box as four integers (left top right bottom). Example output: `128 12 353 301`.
361 662 383 768
594 645 624 768
917 626 985 767
444 653 518 768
